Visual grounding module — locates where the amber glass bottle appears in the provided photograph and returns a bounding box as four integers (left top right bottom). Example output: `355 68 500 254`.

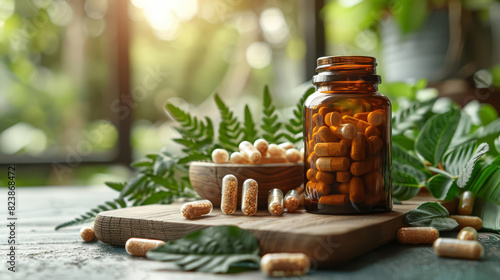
303 56 392 214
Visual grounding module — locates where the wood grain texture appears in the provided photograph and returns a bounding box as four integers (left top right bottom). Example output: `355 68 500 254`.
94 196 444 267
189 162 303 208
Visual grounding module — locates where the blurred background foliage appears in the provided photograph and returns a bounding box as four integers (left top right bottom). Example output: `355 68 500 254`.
0 0 499 187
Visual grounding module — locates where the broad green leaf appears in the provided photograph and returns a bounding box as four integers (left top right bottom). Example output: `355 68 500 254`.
131 159 153 168
392 0 429 33
457 143 490 187
392 170 422 201
442 140 477 176
105 182 125 192
476 168 500 202
392 98 435 134
426 174 459 201
392 143 426 170
120 173 147 198
415 109 461 166
451 112 472 145
473 198 500 231
404 202 459 231
392 134 415 151
495 136 500 154
147 226 260 273
393 160 428 183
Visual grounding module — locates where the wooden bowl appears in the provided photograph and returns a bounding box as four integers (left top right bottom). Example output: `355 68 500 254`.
189 162 304 209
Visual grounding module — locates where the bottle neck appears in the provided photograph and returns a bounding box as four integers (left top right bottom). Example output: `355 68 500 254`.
316 82 379 93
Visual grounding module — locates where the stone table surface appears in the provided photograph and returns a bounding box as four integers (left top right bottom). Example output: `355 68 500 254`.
1 186 499 280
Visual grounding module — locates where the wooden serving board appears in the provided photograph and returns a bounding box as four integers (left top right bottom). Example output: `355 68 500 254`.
94 195 449 267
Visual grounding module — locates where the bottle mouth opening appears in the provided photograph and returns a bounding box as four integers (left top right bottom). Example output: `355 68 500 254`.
316 56 377 69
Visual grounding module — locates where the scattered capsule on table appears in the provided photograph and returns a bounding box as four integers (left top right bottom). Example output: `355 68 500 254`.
268 188 284 216
260 253 310 277
433 238 484 260
239 141 262 164
450 215 483 231
80 226 96 242
396 227 439 244
221 174 238 214
284 189 300 212
211 148 229 163
180 200 213 219
241 179 258 216
254 139 269 155
457 226 478 241
458 191 475 215
125 238 165 257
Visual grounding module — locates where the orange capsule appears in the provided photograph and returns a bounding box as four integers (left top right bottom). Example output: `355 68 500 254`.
330 123 356 140
325 111 342 126
367 136 383 155
338 182 349 194
316 157 350 172
351 133 367 161
319 194 349 205
397 227 439 244
354 112 369 122
336 171 351 183
350 157 380 176
318 107 331 118
316 171 336 184
367 109 386 126
314 142 347 157
365 126 380 138
349 177 364 204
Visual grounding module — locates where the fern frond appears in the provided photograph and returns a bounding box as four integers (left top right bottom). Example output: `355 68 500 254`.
54 198 127 230
283 87 314 145
243 105 258 142
165 103 214 154
261 86 284 143
215 94 243 151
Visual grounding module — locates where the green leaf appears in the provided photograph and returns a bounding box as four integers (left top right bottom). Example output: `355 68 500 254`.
473 198 500 231
243 105 258 142
426 174 459 201
392 0 429 33
442 140 477 176
261 86 284 143
392 169 422 201
131 159 154 168
404 202 459 231
495 136 500 153
457 143 490 188
283 87 314 145
120 173 147 198
215 94 243 151
147 226 260 273
415 108 461 166
392 97 435 134
54 199 127 230
105 182 125 192
392 143 426 170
